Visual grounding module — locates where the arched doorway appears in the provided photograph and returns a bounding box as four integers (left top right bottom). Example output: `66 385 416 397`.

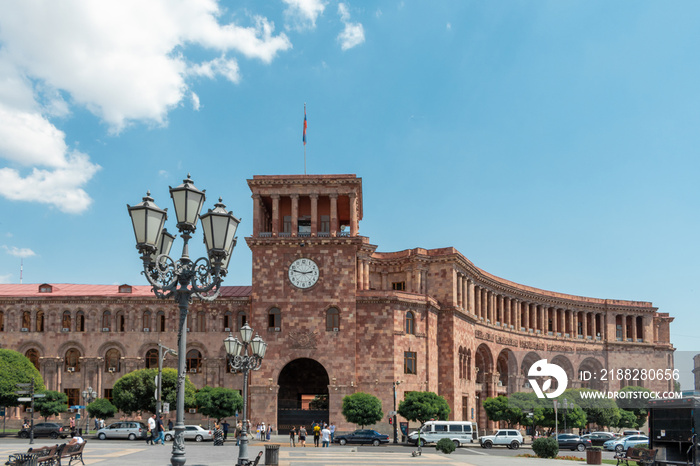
277 358 329 434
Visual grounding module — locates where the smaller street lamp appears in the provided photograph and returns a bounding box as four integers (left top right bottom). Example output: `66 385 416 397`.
224 325 267 466
81 387 97 435
392 381 401 444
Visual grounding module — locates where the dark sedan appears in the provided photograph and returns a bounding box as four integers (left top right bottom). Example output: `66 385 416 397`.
556 433 592 451
18 422 68 439
581 432 615 446
334 429 389 446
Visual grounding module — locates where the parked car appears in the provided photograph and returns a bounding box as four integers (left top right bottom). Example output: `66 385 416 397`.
479 429 524 449
18 422 68 439
581 432 616 446
96 421 147 440
163 425 213 442
556 433 592 451
334 429 389 446
603 435 649 453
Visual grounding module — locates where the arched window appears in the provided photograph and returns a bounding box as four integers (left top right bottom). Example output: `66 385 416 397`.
224 312 233 331
65 349 81 372
21 311 30 331
186 350 202 373
197 312 205 332
326 308 340 331
0 311 4 332
405 311 415 335
466 350 472 381
145 349 159 369
35 311 44 332
102 311 111 331
62 311 71 332
458 348 464 379
76 311 85 332
237 312 247 331
25 349 40 370
157 311 165 332
105 349 121 372
143 311 151 331
268 307 281 330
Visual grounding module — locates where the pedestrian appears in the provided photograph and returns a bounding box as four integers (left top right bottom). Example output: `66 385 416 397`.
313 423 321 447
94 417 100 431
235 422 242 446
146 414 156 445
69 416 76 438
289 426 296 447
168 419 173 431
261 422 266 441
213 423 224 446
155 415 165 445
266 424 272 441
299 426 307 447
321 424 331 447
222 420 229 441
100 418 105 429
330 423 336 443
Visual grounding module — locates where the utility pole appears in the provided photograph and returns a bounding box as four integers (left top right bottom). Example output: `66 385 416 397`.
156 343 177 419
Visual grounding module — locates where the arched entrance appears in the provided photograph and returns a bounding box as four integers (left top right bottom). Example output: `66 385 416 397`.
277 358 329 434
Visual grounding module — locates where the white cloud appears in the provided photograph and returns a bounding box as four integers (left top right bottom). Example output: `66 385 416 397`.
282 0 326 31
0 273 12 284
337 4 365 51
446 22 452 31
3 245 36 258
0 1 292 212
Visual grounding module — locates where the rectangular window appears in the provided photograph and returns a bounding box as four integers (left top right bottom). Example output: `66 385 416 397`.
64 389 80 407
434 424 447 432
462 396 469 421
104 389 113 403
392 281 406 291
616 324 623 339
320 215 330 233
283 216 291 233
449 425 463 432
404 351 417 375
298 216 311 234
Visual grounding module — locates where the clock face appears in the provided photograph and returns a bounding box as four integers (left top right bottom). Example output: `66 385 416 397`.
288 258 319 289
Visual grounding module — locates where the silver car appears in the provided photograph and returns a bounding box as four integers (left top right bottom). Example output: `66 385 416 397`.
163 425 213 442
96 421 147 440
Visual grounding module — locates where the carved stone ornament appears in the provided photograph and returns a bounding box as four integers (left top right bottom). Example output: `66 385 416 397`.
288 330 318 349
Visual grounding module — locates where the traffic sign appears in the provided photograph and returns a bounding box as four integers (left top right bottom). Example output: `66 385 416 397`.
33 394 46 398
17 397 32 402
16 383 32 388
15 391 31 395
163 402 170 414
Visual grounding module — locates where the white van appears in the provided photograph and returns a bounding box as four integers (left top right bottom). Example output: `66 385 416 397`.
407 421 479 447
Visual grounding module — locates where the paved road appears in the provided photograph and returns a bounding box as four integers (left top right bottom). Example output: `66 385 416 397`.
0 436 616 465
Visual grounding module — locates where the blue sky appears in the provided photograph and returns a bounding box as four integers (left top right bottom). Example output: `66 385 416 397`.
0 1 698 358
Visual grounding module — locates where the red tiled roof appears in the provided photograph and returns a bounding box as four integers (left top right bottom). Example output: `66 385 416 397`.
0 284 251 298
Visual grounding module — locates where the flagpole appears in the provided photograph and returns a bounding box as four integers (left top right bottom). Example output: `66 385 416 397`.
303 103 307 175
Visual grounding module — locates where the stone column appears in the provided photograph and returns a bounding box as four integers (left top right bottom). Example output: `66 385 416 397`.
330 194 338 237
349 192 358 236
290 194 299 237
467 279 474 314
252 194 261 236
552 308 558 334
621 314 627 341
310 194 318 237
474 286 481 319
357 259 364 291
497 295 504 325
364 260 370 290
630 315 637 342
381 271 388 290
271 194 279 236
456 272 462 308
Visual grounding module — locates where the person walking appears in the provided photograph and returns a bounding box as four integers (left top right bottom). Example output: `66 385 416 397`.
313 423 321 447
155 415 165 445
235 422 242 446
69 416 76 438
222 420 229 441
330 423 336 443
146 414 156 445
168 419 173 431
289 426 296 447
321 424 331 448
299 426 307 447
266 424 272 441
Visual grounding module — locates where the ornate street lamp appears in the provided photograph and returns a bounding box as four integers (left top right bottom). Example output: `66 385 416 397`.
224 325 267 466
128 174 240 466
392 381 401 444
81 386 97 434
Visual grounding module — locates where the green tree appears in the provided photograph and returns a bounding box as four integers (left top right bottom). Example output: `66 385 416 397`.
616 386 652 429
34 390 68 421
0 349 45 408
112 368 195 415
309 394 328 410
87 398 118 420
194 386 243 423
570 389 619 428
482 395 524 427
615 409 637 429
341 392 383 428
397 391 450 425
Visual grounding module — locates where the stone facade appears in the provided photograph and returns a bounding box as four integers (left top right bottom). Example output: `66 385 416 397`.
0 174 675 434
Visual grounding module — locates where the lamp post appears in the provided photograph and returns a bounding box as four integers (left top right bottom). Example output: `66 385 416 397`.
224 325 267 466
81 386 96 435
128 175 240 466
156 344 177 420
392 381 401 444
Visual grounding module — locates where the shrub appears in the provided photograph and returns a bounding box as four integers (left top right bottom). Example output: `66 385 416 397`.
532 437 559 458
436 438 456 454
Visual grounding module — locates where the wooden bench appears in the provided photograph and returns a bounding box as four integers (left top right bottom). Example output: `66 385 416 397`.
58 441 86 466
615 446 657 466
27 444 64 466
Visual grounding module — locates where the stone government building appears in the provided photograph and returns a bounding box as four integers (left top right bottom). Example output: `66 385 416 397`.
0 174 675 433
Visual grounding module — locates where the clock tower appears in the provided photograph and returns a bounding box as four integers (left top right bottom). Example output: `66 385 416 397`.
245 174 374 431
